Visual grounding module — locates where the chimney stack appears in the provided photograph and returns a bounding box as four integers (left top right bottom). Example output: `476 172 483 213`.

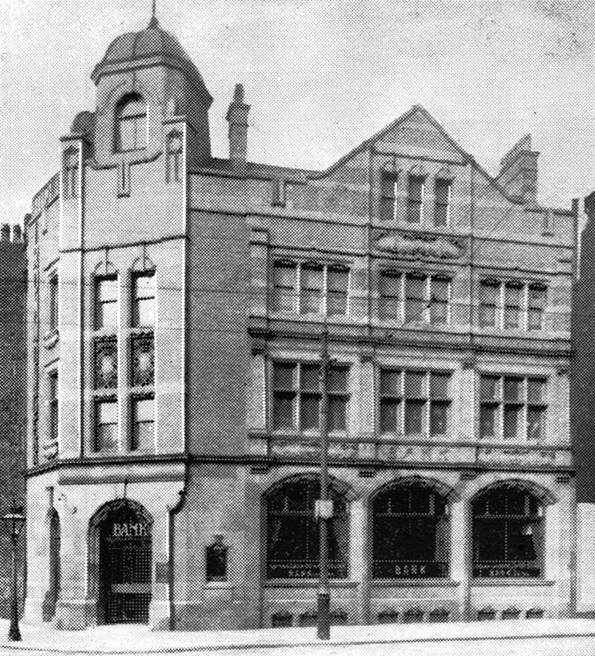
226 84 250 170
497 134 539 205
12 225 22 242
1 224 10 242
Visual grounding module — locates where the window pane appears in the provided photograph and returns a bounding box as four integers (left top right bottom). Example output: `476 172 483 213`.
380 370 401 396
432 278 450 302
301 290 322 314
135 274 154 299
504 306 520 329
409 177 423 202
504 284 521 306
528 308 543 330
134 398 154 421
527 407 545 440
503 377 522 401
273 393 294 429
479 404 496 438
274 263 296 288
480 282 498 304
301 364 320 391
405 299 425 322
381 174 397 199
380 272 401 297
134 297 155 326
301 264 323 290
503 405 521 438
273 363 296 390
404 371 425 397
406 275 426 300
327 267 348 293
430 300 448 324
407 201 421 223
98 278 118 302
328 397 347 431
480 376 499 401
300 395 320 430
479 305 496 327
430 373 450 398
98 400 117 424
435 180 450 204
380 298 399 320
328 366 348 393
117 119 136 152
430 402 448 435
380 197 396 222
529 286 546 308
273 288 295 313
434 204 448 227
327 292 347 316
96 424 118 451
404 400 424 434
380 399 399 433
527 379 546 404
133 115 147 150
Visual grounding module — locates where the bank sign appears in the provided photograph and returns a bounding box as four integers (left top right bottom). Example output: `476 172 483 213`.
111 522 151 538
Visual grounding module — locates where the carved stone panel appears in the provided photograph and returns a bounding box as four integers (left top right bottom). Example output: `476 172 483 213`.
94 337 118 389
131 333 154 387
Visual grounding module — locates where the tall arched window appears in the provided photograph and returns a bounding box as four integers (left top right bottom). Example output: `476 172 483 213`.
266 476 349 579
472 485 544 578
372 481 450 578
115 94 147 153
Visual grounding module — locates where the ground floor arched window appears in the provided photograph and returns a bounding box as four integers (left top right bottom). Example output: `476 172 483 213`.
266 476 349 579
372 481 450 578
472 485 544 578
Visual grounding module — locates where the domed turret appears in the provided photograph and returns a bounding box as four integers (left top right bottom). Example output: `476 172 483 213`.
91 18 212 106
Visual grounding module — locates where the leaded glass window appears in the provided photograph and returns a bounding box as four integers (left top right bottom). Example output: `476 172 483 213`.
266 477 349 579
472 486 544 578
94 337 118 389
131 334 154 387
372 483 450 578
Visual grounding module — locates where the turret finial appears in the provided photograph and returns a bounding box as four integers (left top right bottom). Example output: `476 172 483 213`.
148 0 159 28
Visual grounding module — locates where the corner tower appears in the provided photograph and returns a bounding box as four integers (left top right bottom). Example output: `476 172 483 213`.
90 15 212 165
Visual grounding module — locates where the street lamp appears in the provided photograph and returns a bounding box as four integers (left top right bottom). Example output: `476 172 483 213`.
1 505 25 641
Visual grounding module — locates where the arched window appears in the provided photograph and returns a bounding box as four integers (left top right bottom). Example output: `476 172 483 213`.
115 94 147 153
472 485 544 578
372 481 449 578
266 477 349 579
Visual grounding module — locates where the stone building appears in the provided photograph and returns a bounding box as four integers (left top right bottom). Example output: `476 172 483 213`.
0 224 26 615
23 14 577 630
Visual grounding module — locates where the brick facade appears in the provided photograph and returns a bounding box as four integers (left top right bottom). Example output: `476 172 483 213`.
23 17 577 630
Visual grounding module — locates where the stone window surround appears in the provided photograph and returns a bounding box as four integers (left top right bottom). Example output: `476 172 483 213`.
271 259 351 317
478 278 547 332
379 168 454 228
89 265 156 455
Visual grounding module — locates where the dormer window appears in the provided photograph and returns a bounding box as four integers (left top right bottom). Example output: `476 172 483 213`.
115 94 147 153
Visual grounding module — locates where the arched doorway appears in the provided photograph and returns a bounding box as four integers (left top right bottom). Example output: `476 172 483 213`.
91 499 153 624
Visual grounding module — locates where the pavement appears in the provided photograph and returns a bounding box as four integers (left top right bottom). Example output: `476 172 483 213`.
0 617 594 655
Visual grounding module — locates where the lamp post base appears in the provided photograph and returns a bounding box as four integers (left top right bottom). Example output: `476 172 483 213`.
8 620 21 642
317 589 330 640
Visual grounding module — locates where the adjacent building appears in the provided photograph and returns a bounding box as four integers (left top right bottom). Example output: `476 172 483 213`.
0 224 26 616
23 15 578 630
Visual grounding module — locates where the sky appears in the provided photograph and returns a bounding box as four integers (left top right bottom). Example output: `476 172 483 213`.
0 0 594 225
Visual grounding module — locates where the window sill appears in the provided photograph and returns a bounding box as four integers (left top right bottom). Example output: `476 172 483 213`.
471 578 554 587
43 329 59 349
205 581 233 589
371 579 460 588
265 579 358 589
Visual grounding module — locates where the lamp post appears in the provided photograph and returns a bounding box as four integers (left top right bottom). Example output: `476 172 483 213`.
315 326 332 640
2 505 25 641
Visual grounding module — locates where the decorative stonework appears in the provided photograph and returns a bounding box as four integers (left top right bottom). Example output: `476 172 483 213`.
374 230 465 259
131 334 154 387
94 337 118 389
476 447 557 466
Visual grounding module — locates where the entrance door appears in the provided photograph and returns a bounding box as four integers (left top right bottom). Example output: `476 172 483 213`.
99 505 152 624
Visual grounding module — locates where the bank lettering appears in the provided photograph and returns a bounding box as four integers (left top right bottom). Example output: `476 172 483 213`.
112 522 150 538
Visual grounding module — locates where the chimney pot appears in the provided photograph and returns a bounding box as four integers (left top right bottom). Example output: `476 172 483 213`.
1 224 10 242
